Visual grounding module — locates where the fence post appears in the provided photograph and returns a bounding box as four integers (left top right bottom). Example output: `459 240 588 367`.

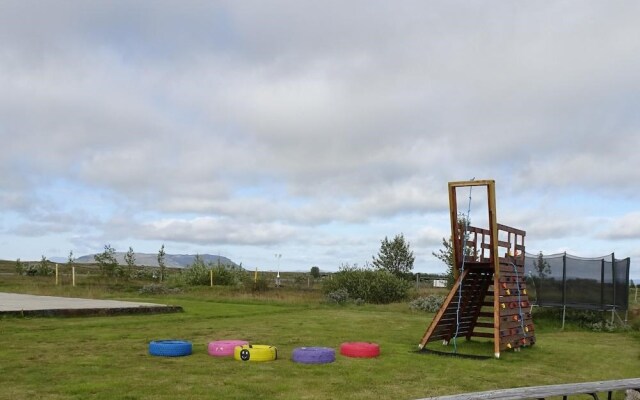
72 266 76 287
611 253 616 324
600 257 605 312
55 264 59 286
210 269 213 287
561 253 567 330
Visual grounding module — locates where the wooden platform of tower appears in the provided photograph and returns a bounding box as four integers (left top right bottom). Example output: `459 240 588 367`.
418 180 535 358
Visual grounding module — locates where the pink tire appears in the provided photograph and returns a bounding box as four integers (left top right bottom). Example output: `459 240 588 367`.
208 340 249 357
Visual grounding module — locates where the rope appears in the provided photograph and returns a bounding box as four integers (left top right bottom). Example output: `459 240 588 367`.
511 259 528 339
452 180 474 353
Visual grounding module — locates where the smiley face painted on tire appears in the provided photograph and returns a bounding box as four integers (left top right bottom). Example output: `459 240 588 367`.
240 349 251 361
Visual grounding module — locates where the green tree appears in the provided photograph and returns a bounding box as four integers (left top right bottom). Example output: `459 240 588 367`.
37 255 52 276
533 251 550 279
432 216 471 288
183 254 208 286
15 258 24 275
157 244 166 282
372 233 415 277
67 250 75 268
432 237 455 288
95 244 119 277
124 247 136 279
310 266 320 278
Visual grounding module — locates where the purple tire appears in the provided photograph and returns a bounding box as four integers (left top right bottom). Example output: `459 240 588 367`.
208 340 249 357
291 347 336 364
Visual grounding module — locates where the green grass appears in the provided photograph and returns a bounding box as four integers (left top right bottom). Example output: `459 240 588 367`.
0 278 639 399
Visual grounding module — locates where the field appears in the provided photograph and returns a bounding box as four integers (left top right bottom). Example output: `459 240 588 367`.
1 272 639 400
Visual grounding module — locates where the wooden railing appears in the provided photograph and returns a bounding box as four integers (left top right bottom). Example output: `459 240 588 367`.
415 378 640 400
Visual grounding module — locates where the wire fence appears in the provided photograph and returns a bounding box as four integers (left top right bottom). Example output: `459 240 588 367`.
524 252 631 311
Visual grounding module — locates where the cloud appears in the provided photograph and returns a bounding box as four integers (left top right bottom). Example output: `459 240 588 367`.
599 212 640 240
137 216 299 246
1 1 639 271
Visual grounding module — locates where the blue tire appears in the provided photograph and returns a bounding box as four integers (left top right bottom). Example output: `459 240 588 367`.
149 340 192 357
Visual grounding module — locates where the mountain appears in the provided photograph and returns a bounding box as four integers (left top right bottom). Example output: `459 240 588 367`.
74 253 238 268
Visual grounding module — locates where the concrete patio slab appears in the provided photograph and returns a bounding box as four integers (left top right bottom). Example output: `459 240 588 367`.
0 292 182 317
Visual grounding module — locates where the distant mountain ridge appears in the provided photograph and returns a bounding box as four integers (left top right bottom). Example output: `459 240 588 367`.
74 253 238 268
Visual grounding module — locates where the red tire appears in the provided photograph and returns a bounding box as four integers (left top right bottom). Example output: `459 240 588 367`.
339 342 380 358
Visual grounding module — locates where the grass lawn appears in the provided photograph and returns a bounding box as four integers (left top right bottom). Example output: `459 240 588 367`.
0 279 639 399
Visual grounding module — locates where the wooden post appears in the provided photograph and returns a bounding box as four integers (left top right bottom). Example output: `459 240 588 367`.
210 269 213 287
72 266 76 287
55 264 59 286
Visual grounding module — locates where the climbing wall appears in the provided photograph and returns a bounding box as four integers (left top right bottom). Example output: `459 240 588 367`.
496 256 536 351
418 180 535 358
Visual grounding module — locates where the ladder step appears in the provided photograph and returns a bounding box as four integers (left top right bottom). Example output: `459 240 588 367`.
470 332 494 338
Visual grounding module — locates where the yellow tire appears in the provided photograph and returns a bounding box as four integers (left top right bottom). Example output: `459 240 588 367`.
233 344 277 362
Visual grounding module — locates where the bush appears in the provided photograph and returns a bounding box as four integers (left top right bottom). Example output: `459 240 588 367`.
322 264 410 304
326 288 349 304
240 272 270 292
533 308 630 332
210 264 245 287
20 262 52 277
409 295 445 312
138 284 182 295
183 258 210 286
15 259 24 275
182 257 246 287
130 267 156 280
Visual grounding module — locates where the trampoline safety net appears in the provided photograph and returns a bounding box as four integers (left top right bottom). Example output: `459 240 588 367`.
524 252 631 311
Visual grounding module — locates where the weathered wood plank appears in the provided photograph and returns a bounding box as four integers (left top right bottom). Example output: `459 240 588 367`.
415 378 640 400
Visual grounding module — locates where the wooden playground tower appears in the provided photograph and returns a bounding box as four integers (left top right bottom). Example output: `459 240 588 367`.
419 180 535 358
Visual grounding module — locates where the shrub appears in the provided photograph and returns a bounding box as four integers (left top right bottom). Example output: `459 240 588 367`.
210 264 245 287
138 284 182 295
182 256 246 287
326 288 349 304
409 295 445 312
353 298 365 306
248 274 270 291
15 258 24 275
322 264 410 304
130 267 155 280
183 258 210 286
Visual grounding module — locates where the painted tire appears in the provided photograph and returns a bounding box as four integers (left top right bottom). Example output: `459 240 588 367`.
233 344 277 362
339 342 380 358
208 340 249 357
149 340 192 357
291 347 336 364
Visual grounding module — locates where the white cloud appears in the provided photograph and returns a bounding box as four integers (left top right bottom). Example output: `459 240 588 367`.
599 212 640 240
1 1 639 272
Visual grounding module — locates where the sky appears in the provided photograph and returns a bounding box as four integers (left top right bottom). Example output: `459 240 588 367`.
1 1 639 278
